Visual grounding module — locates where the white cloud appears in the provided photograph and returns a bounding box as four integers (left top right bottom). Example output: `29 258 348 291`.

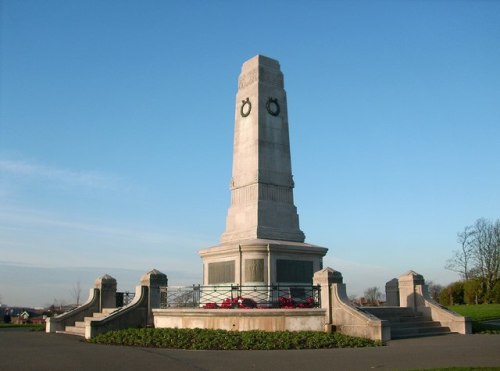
0 159 119 190
0 206 209 276
0 206 209 246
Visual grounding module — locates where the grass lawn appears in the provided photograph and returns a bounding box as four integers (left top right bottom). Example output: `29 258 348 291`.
447 304 500 334
447 304 500 322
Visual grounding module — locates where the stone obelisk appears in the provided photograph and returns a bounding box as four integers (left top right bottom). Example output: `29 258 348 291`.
221 55 305 243
199 55 327 286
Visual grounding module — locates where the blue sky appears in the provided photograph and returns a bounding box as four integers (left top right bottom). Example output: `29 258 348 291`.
1 0 499 307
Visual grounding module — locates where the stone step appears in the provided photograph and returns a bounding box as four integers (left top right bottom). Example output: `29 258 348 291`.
82 310 114 322
361 307 415 318
88 312 108 319
63 326 85 336
390 321 443 330
73 321 85 328
101 308 118 315
360 306 453 340
391 326 451 339
396 315 428 323
379 315 429 323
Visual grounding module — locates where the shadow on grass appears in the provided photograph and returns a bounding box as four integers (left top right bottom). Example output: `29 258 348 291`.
472 321 500 334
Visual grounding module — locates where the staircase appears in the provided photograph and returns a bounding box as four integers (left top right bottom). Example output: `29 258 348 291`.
361 307 452 339
60 308 117 337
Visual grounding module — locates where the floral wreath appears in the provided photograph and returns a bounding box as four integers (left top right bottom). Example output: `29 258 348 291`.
240 97 252 117
266 97 280 116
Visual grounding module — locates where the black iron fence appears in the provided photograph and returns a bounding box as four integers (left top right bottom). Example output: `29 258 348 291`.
159 284 321 309
116 291 135 307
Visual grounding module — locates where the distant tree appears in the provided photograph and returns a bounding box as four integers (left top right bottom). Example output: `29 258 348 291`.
472 219 500 302
71 280 82 306
446 225 475 280
50 298 67 314
363 287 382 306
426 281 444 301
439 281 465 306
492 281 500 304
464 278 483 304
348 294 358 304
445 218 500 303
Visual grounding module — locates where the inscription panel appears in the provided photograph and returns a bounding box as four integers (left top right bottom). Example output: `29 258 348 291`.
238 68 258 90
244 259 264 282
231 183 258 205
208 261 235 284
230 184 293 206
238 67 284 90
260 184 293 204
276 260 313 283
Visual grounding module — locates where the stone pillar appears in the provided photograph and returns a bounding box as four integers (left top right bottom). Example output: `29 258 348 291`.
385 278 399 306
398 271 425 311
140 269 168 326
313 267 343 332
95 274 117 310
220 55 305 243
198 56 328 287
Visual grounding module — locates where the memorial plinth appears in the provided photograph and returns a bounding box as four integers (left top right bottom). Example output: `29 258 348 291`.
199 55 328 286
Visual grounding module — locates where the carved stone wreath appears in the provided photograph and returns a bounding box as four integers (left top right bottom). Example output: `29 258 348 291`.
266 97 280 116
240 97 252 117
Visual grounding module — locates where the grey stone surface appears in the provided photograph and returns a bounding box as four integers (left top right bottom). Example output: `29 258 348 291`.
221 55 305 243
200 238 327 285
2 329 499 371
199 56 328 286
95 274 117 309
244 258 264 282
385 278 400 306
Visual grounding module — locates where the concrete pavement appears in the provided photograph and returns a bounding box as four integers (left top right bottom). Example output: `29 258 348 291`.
1 328 499 371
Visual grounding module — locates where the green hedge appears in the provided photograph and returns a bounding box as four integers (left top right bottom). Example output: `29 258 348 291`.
0 323 45 331
89 328 381 350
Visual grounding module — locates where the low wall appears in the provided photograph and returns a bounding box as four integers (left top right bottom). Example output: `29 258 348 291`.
416 285 472 334
153 308 326 332
85 286 148 339
331 283 390 342
46 288 100 333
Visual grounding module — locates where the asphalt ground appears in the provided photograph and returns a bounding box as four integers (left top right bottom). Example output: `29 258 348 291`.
1 329 499 371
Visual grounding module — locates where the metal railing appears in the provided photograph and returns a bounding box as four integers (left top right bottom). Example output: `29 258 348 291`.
159 284 320 309
116 291 135 307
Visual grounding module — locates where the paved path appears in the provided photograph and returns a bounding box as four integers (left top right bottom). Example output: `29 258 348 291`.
1 329 499 371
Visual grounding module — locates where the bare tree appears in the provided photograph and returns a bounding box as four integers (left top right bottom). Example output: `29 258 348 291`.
471 219 500 301
426 281 444 301
364 286 382 306
50 298 67 314
348 294 358 304
446 225 475 280
71 280 82 306
446 218 500 302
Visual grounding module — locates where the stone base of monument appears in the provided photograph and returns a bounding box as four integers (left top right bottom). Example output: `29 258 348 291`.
47 268 470 342
153 308 326 332
199 239 327 287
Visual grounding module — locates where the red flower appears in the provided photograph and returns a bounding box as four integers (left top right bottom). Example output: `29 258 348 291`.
203 302 219 309
278 296 296 308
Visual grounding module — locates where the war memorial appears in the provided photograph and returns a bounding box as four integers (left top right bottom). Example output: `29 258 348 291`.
46 56 471 342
